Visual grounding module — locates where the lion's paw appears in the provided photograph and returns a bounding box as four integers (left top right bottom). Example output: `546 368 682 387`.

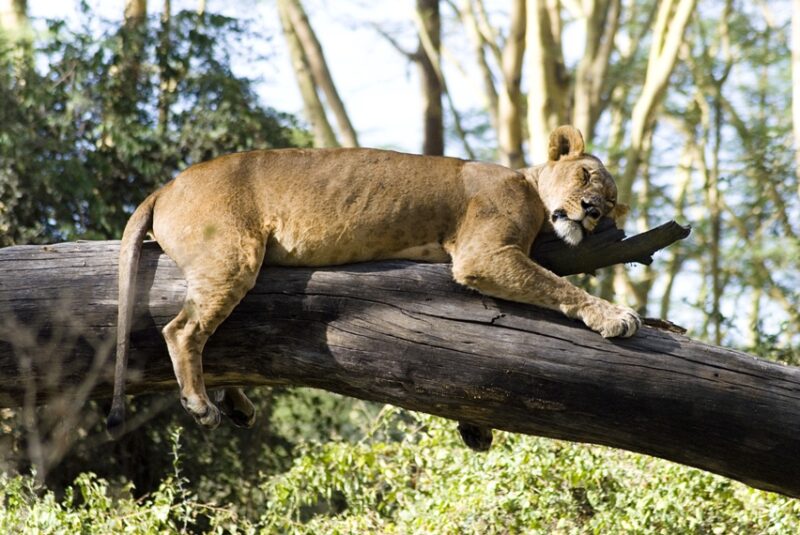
197 405 221 429
182 396 221 429
215 389 257 428
458 422 493 452
580 300 641 339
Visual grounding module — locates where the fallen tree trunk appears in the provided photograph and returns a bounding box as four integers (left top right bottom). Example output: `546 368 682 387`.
1 224 800 498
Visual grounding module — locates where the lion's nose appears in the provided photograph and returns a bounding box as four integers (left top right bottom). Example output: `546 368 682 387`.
551 209 568 222
581 200 602 219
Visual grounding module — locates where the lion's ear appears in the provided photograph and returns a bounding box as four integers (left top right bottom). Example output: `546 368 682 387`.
547 125 585 162
609 202 629 223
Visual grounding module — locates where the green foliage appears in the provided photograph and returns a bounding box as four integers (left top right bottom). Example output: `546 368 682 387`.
4 406 798 533
0 428 239 534
257 409 800 534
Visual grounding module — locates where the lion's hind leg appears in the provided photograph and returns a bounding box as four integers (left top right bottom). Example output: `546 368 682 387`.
162 236 266 429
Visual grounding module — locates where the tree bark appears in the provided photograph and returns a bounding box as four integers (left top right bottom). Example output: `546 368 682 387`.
793 0 800 199
4 224 800 498
416 0 444 156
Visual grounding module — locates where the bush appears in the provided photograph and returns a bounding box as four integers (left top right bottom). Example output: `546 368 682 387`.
258 408 800 534
3 405 799 533
0 428 243 534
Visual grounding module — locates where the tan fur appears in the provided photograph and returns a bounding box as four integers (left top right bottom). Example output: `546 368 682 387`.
107 125 640 434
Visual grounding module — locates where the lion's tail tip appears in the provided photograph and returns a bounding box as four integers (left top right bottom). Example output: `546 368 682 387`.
106 407 126 440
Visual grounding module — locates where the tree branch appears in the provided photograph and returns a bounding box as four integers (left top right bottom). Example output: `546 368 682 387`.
531 218 690 275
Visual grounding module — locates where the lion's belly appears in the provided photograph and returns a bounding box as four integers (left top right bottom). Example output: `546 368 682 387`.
383 243 451 262
263 219 452 266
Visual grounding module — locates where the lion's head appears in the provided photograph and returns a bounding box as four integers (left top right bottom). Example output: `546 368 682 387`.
528 125 627 246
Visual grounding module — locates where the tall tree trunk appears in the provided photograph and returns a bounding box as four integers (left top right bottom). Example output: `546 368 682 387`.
0 0 27 39
101 0 147 149
280 0 358 147
526 0 567 163
0 0 30 73
458 0 522 164
124 0 147 24
277 0 338 148
416 0 444 155
119 0 148 107
706 99 723 346
157 0 172 134
460 0 499 133
659 136 692 320
381 2 475 158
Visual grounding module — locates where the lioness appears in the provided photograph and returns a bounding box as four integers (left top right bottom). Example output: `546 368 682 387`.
107 125 640 441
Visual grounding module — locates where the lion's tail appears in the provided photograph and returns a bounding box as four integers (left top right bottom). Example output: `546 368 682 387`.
107 191 158 439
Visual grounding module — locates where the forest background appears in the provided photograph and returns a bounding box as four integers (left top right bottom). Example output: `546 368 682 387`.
1 0 799 532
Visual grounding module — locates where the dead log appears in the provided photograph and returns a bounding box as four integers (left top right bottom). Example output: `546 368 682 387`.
2 222 800 498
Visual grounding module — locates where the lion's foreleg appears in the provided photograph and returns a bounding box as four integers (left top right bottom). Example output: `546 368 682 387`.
451 244 641 338
213 388 257 428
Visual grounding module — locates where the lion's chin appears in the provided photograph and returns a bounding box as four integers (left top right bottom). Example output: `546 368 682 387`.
553 219 583 246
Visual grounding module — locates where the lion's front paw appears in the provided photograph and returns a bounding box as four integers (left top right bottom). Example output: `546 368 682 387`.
580 299 641 338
